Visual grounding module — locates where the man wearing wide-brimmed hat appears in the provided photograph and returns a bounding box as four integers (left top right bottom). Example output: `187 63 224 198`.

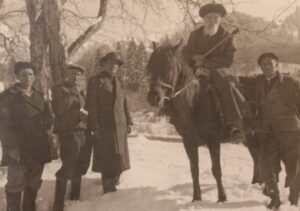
183 3 246 141
52 64 92 211
86 52 133 194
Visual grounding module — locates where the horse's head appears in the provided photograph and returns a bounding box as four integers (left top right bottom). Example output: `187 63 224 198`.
147 40 182 108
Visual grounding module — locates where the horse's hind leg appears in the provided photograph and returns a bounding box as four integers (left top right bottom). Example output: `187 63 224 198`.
208 140 227 202
183 141 201 202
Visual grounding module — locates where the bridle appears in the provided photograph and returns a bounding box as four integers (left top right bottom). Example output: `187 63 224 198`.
154 57 196 101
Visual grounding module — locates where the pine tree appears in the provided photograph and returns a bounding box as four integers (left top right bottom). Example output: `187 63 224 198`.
123 38 138 91
136 41 148 92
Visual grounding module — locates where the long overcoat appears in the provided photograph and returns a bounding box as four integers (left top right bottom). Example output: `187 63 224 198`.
86 71 132 175
1 84 54 167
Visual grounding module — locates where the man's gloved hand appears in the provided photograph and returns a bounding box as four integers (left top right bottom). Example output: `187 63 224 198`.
192 54 205 67
8 148 21 162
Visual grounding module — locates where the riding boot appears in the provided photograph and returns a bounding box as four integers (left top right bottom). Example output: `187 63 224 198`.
53 178 67 211
22 187 38 211
266 182 281 209
289 187 299 206
70 177 82 201
6 191 21 211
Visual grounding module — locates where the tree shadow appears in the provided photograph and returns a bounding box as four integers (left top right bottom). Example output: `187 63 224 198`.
168 182 263 210
0 178 264 211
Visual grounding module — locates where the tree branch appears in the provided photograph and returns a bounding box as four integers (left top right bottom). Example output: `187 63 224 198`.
67 0 108 58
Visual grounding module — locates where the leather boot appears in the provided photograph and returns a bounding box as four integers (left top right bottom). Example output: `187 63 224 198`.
266 182 281 209
102 178 117 194
6 191 21 211
70 177 81 201
289 187 299 206
22 187 38 211
53 178 67 211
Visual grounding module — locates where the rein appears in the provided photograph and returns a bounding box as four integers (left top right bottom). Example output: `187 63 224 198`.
157 67 196 100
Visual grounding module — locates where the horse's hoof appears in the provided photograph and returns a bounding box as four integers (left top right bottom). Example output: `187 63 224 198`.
192 196 202 202
217 194 227 203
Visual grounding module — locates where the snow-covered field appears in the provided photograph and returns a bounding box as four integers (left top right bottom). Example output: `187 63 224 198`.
0 112 298 210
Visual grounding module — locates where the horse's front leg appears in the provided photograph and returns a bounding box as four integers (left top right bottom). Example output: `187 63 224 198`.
183 141 201 202
245 133 262 184
208 139 227 202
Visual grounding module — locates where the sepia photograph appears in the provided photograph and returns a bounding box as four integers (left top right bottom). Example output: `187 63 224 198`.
0 0 300 210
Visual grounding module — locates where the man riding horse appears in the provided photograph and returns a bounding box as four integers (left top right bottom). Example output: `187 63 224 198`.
182 3 246 141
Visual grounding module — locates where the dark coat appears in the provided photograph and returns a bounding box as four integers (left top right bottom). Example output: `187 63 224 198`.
51 82 87 133
253 73 300 132
52 82 91 179
1 84 54 167
182 25 236 69
0 84 21 166
86 71 132 175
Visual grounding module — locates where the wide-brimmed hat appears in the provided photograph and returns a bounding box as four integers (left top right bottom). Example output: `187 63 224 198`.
66 64 85 73
99 52 124 67
199 3 227 18
257 52 279 65
14 61 35 74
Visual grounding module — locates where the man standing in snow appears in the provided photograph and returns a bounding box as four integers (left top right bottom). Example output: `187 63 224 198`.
253 52 300 209
0 62 54 211
86 52 133 193
52 64 92 211
182 3 246 141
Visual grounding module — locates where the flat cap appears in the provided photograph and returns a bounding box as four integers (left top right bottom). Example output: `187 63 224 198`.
257 52 279 65
14 62 35 74
66 64 85 73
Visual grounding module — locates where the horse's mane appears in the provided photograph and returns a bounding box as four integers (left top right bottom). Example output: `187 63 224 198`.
147 43 194 85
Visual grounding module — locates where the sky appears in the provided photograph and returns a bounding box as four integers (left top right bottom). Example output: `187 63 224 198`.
5 0 300 23
3 0 300 42
234 0 299 21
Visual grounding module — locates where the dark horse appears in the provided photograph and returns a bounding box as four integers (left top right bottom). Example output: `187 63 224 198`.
147 42 262 202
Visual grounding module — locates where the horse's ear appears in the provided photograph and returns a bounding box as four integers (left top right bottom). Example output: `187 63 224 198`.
152 41 159 50
171 39 183 52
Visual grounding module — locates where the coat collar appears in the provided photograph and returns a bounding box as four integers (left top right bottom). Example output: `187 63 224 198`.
60 81 84 97
16 85 45 111
256 71 282 84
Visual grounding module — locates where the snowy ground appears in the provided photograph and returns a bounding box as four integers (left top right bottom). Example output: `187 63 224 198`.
0 112 298 210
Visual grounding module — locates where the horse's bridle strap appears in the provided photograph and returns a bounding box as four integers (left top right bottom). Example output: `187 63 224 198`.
157 79 173 90
157 77 196 100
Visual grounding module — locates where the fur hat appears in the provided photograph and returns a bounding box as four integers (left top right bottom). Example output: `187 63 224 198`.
199 3 227 18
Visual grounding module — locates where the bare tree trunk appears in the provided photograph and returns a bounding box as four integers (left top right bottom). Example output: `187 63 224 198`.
26 0 109 86
43 0 65 84
26 0 66 86
26 0 48 91
26 0 47 75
